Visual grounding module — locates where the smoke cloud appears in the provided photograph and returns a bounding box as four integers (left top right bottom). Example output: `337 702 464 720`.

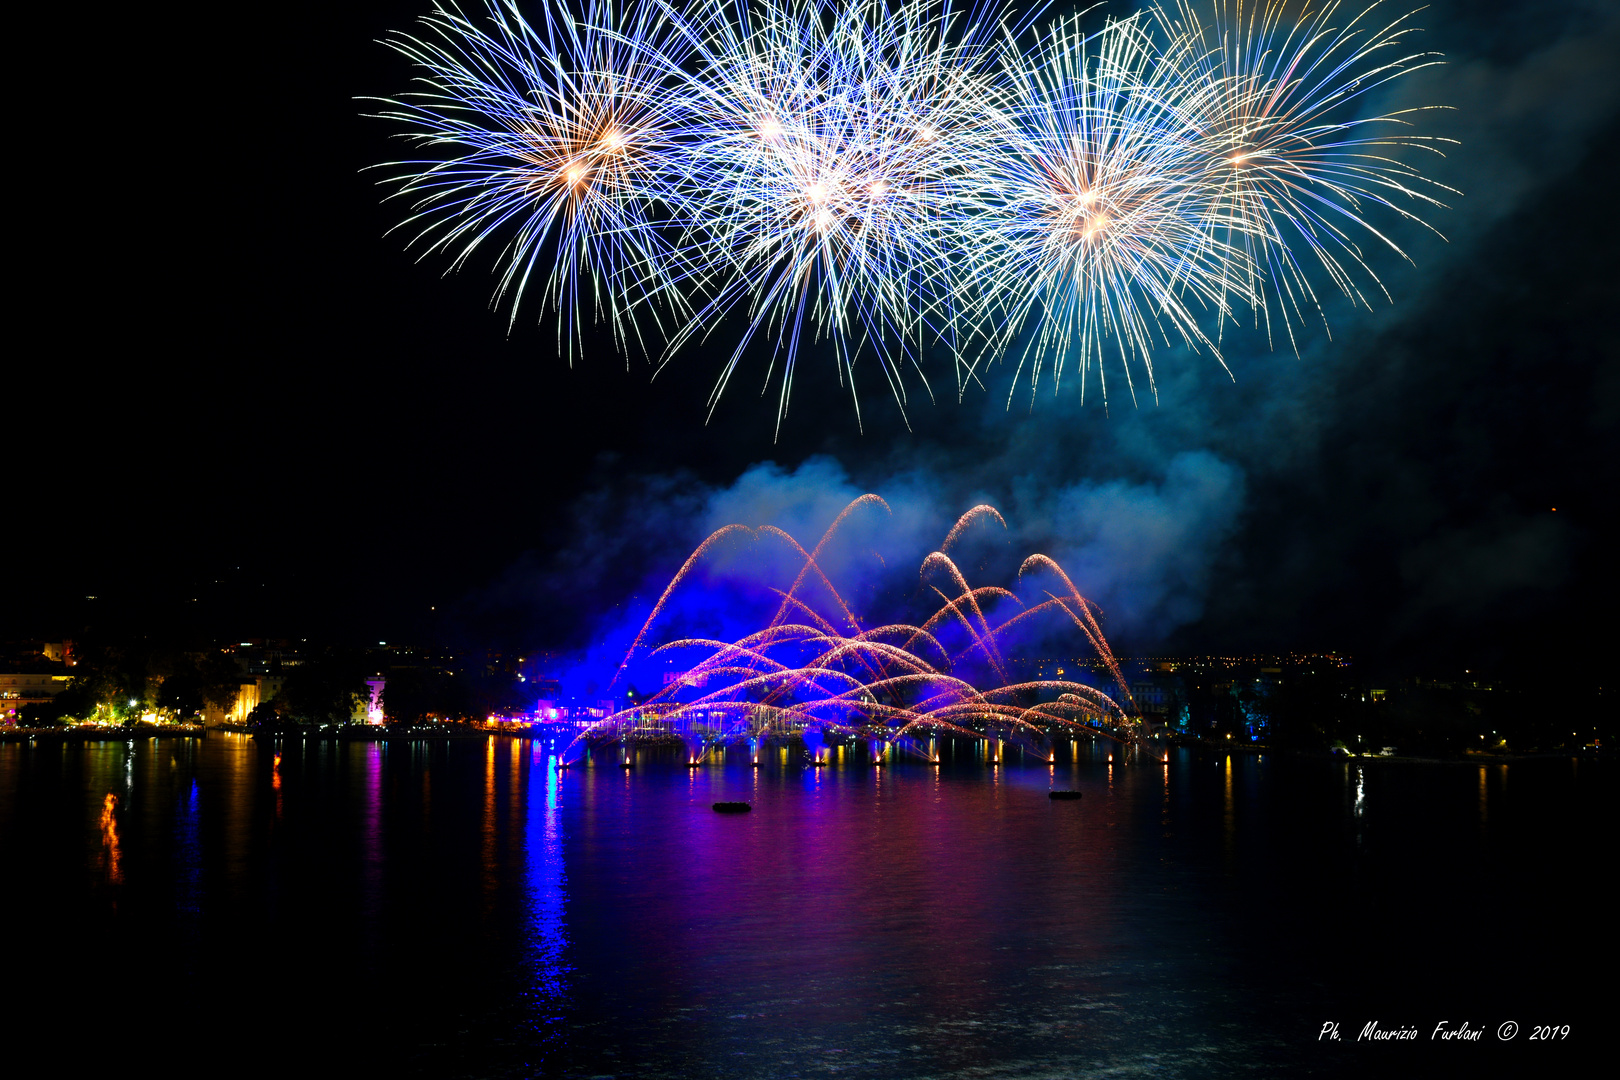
472 1 1615 676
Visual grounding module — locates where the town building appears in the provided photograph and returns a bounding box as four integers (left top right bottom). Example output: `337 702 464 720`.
356 676 386 723
204 674 289 726
0 672 72 721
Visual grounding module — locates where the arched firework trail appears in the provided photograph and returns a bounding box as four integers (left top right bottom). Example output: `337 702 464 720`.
567 498 1139 764
369 0 1451 424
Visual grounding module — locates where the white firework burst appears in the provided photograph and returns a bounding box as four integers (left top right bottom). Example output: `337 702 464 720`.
369 0 689 357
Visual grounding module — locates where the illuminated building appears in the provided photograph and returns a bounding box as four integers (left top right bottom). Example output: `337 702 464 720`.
355 676 386 724
40 641 76 666
205 674 289 726
0 672 72 721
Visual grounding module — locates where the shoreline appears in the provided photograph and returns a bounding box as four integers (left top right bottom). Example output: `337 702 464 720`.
1 725 1599 763
0 724 554 744
1164 738 1595 766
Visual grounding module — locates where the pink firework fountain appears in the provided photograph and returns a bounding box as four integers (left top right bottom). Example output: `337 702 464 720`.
564 497 1138 765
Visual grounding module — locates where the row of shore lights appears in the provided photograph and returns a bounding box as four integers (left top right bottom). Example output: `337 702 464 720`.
585 743 1171 768
557 737 1170 769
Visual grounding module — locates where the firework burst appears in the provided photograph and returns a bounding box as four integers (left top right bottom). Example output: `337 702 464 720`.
967 11 1249 409
368 0 1452 425
652 0 1007 434
368 0 687 356
1154 0 1458 353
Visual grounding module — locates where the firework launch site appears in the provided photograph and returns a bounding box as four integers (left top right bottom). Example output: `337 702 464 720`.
8 500 1604 760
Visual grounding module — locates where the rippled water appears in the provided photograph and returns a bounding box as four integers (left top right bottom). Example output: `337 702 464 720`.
5 735 1606 1076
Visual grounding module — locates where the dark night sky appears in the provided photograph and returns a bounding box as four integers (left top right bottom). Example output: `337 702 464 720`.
9 1 1617 679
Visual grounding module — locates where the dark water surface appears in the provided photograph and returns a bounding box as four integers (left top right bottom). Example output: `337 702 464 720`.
4 736 1608 1076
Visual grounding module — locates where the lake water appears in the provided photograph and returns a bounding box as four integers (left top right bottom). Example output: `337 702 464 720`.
4 735 1606 1076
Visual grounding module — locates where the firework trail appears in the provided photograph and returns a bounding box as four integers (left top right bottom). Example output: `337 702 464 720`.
571 498 1138 763
941 503 1007 550
370 0 1451 424
606 522 756 692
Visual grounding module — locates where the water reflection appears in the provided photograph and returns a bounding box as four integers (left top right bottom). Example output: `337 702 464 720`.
527 745 569 1001
1223 755 1235 861
421 750 432 823
271 749 283 821
1161 756 1170 834
1353 763 1366 847
483 737 497 908
361 744 382 920
177 779 201 915
100 791 122 884
3 737 1604 1078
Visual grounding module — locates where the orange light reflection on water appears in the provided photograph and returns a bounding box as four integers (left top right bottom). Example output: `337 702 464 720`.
483 737 498 906
272 751 284 819
100 792 122 883
1223 756 1235 862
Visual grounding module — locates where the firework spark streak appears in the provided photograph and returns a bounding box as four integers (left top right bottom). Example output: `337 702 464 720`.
370 0 1451 422
572 498 1139 764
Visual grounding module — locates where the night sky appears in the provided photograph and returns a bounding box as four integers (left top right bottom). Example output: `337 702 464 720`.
12 0 1617 680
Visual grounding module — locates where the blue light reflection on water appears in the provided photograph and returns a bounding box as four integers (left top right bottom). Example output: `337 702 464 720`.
176 777 201 916
527 746 569 1000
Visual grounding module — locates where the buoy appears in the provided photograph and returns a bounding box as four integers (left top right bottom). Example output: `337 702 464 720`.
1049 790 1083 801
712 801 751 813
